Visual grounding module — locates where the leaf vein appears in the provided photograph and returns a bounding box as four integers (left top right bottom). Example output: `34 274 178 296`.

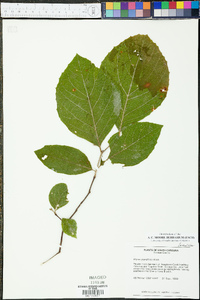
77 57 101 148
58 89 90 114
124 93 159 118
60 86 86 101
110 127 158 159
119 56 140 133
117 53 128 96
92 81 106 109
67 75 88 97
59 102 93 129
96 93 113 126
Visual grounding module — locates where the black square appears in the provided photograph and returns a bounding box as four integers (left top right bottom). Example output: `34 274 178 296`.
191 9 199 17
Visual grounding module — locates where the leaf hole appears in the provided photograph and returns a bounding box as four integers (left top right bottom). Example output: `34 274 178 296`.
72 88 76 92
42 155 48 160
160 87 168 93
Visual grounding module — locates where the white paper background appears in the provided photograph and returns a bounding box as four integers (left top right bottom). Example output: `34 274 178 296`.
3 19 198 298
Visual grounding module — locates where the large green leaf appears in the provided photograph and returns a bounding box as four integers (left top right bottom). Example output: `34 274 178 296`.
49 183 69 210
108 122 163 166
35 145 92 175
62 218 77 238
101 35 169 133
56 54 120 148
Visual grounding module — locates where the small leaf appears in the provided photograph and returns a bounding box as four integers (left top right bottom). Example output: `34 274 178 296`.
35 145 92 175
49 183 69 210
108 122 163 166
101 35 169 133
62 218 77 238
56 54 120 147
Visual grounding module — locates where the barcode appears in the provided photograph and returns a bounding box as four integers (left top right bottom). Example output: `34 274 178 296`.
82 289 104 296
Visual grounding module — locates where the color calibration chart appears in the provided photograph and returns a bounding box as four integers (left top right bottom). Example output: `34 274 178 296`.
103 2 151 18
102 1 200 18
154 1 199 17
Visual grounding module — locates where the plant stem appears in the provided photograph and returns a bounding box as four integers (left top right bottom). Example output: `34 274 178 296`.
69 170 97 219
50 208 62 220
42 145 111 264
41 230 63 265
102 145 110 153
97 145 110 168
97 149 103 168
42 170 97 264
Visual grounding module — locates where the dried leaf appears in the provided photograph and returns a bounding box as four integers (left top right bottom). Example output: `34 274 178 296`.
62 218 77 238
108 122 163 166
49 183 69 210
101 35 169 133
56 54 120 147
35 145 92 175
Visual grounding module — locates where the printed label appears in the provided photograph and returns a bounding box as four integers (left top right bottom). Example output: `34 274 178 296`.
77 275 109 298
126 234 199 298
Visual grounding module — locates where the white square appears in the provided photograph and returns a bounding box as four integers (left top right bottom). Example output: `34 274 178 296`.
154 8 162 17
162 8 169 17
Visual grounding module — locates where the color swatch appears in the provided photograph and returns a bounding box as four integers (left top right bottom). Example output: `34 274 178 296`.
103 2 151 18
153 1 200 18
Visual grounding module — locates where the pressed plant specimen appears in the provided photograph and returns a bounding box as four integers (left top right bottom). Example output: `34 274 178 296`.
35 35 169 263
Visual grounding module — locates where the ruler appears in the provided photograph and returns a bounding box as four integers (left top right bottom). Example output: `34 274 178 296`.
0 2 101 18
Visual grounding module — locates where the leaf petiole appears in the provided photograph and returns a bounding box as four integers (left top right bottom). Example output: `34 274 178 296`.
49 208 62 221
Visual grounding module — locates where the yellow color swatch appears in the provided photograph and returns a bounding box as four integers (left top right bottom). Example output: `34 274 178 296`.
177 1 184 9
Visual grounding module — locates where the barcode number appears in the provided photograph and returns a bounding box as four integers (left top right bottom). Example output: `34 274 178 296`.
82 289 104 296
